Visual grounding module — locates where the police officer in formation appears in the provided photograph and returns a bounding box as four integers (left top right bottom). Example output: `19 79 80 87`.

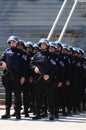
30 38 55 120
0 36 28 119
0 35 86 120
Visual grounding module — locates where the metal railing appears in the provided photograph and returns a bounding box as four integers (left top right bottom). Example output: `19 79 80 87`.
47 0 67 41
47 0 79 42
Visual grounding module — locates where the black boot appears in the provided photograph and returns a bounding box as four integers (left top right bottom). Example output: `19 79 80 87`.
2 107 10 119
54 108 59 118
73 107 77 113
49 108 55 120
32 108 41 120
16 109 21 119
32 110 41 120
25 110 29 117
62 107 68 116
32 115 41 120
24 106 29 117
49 114 55 120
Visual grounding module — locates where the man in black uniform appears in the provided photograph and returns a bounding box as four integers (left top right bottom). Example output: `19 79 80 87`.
15 39 30 117
79 50 86 111
61 44 72 115
25 41 35 113
31 38 54 120
71 47 82 113
0 36 28 119
48 41 65 118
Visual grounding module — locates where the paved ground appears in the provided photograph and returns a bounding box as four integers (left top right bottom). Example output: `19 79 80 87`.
0 105 86 130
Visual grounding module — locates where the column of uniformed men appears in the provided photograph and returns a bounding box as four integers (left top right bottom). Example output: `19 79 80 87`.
0 35 86 120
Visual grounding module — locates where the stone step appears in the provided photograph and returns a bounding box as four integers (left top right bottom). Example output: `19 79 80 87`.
0 99 5 104
1 5 85 13
0 92 23 99
0 7 84 15
0 13 85 19
0 15 85 22
0 24 85 31
0 84 3 88
0 88 5 93
0 0 65 5
1 20 86 26
0 93 5 99
0 3 85 11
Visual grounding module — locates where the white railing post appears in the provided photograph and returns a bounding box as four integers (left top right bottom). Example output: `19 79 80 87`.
58 0 78 42
47 0 68 41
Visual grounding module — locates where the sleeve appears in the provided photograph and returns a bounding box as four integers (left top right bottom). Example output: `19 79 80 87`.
57 60 65 82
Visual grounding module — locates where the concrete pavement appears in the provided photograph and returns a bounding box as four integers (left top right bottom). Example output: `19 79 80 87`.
0 105 86 130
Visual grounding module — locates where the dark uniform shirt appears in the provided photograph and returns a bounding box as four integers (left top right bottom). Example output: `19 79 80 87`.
0 47 28 78
31 50 51 75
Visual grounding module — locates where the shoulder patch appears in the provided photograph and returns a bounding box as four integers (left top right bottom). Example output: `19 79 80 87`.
22 55 27 60
59 61 64 67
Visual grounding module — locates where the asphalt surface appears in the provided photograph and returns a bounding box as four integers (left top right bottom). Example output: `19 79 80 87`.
0 105 86 130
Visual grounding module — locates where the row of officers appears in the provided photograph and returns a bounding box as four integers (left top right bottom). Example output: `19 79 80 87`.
0 35 86 120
